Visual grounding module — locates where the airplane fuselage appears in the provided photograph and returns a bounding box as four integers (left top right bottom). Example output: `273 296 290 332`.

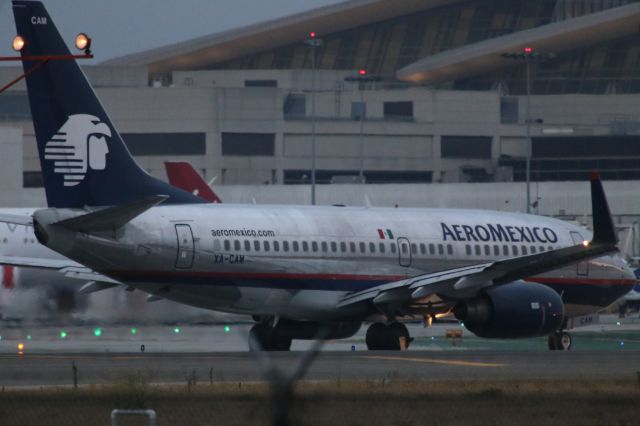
34 204 636 321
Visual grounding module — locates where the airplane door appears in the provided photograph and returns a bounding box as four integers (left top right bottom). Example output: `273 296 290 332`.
570 231 589 276
175 224 195 269
397 237 411 267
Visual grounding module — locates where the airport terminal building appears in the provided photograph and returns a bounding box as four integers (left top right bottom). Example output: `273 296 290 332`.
2 0 640 215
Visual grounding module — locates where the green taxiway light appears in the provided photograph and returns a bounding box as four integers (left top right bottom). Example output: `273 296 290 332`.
93 328 102 337
26 335 32 340
173 327 181 334
131 327 138 335
60 331 67 339
224 325 231 333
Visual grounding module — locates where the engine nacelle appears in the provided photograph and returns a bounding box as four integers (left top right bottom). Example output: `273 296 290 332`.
453 281 564 338
273 319 361 340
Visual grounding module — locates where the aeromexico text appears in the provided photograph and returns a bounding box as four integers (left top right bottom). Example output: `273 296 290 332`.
441 223 558 244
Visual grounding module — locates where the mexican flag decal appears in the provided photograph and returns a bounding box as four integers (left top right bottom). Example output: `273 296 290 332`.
377 229 394 239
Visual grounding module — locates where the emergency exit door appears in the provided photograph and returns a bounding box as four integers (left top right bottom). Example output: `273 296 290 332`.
175 224 195 269
397 237 412 267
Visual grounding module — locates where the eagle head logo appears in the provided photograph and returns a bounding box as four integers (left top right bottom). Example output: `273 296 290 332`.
44 114 112 186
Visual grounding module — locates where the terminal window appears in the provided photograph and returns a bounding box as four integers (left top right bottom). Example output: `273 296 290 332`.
221 132 275 156
441 136 492 159
122 133 206 156
383 101 413 119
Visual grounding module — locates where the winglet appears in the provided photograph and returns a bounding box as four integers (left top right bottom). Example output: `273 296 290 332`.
590 172 617 245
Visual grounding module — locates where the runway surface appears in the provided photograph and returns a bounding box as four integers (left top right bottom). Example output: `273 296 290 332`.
0 350 638 387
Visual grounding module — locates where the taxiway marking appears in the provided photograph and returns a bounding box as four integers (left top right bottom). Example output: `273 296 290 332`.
363 355 506 368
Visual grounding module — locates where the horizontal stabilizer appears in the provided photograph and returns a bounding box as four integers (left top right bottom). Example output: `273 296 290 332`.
54 195 168 233
78 281 120 295
0 213 33 227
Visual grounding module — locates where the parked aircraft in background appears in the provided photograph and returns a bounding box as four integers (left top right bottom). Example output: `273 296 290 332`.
1 1 635 352
165 162 222 203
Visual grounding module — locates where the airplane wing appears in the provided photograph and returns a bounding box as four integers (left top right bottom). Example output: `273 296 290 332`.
0 255 121 285
337 174 618 310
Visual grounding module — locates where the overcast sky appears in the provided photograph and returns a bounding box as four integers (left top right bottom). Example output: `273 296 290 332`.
0 0 343 64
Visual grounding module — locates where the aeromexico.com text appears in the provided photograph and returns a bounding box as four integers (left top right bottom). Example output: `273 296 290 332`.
211 228 276 238
441 223 558 244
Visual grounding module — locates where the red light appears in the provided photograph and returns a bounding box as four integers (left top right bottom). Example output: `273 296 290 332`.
358 69 367 75
524 47 533 53
309 31 316 39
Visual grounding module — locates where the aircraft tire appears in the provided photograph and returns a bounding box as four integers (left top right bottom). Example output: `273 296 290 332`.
365 322 387 350
388 322 412 350
559 332 572 350
547 331 572 351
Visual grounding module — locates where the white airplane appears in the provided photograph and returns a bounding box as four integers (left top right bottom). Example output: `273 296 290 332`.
1 0 635 352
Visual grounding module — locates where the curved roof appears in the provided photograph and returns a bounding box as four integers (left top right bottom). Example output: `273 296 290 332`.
103 0 463 74
396 3 640 84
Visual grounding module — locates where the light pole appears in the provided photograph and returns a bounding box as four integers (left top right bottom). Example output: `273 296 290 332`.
501 48 555 214
305 32 323 205
345 70 382 182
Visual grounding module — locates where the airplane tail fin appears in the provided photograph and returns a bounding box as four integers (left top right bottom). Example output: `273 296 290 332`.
12 1 204 208
589 172 618 245
165 162 222 203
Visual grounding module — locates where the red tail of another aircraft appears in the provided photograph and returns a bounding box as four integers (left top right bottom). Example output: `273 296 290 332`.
164 162 222 203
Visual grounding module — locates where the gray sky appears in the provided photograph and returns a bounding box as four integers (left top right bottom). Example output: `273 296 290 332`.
0 0 343 63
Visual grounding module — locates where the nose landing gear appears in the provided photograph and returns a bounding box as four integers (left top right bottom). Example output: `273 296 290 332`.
365 322 413 350
548 330 572 350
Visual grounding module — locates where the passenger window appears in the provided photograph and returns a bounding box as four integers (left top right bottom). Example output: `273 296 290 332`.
465 245 472 255
521 246 528 255
302 241 308 252
312 241 318 252
379 243 386 253
420 244 426 255
321 242 328 252
293 241 299 251
283 241 289 252
401 244 408 254
234 240 241 251
350 242 356 253
474 245 481 256
493 245 500 256
224 240 231 251
411 243 418 254
359 242 366 253
484 245 490 256
213 239 221 251
539 246 545 252
369 242 376 253
390 243 397 254
530 246 536 254
438 244 444 255
429 244 436 255
512 245 519 256
331 242 337 252
254 241 260 251
548 246 553 251
244 240 251 251
264 241 270 251
339 242 346 252
274 241 280 252
447 244 453 255
503 245 509 256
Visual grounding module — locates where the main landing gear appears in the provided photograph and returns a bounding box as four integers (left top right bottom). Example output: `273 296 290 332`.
249 322 292 351
365 322 413 350
548 330 572 351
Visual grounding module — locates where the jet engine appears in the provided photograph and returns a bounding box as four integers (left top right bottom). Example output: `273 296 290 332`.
453 281 564 338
